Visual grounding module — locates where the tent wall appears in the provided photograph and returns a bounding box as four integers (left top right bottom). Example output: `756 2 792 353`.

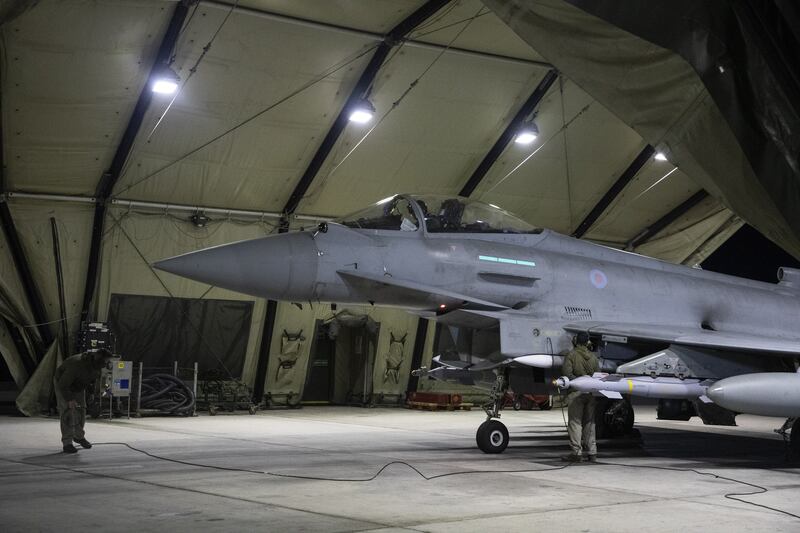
0 215 34 328
262 301 420 401
94 208 275 386
8 200 93 349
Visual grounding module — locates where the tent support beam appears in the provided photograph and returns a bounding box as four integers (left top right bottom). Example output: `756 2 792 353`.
459 69 558 198
0 200 53 349
1 316 35 376
80 3 190 324
201 0 551 68
281 0 451 217
572 144 655 238
252 299 278 403
626 190 710 249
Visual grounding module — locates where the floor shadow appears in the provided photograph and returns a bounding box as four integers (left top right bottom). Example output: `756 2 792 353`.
632 425 796 470
420 424 798 470
20 451 84 463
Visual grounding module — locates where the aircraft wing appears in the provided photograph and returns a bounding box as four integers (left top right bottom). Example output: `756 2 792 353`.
565 322 800 356
337 270 509 312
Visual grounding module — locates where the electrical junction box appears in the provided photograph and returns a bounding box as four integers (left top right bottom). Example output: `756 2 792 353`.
111 360 133 397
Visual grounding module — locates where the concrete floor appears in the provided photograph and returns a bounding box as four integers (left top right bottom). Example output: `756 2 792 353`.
1 405 798 532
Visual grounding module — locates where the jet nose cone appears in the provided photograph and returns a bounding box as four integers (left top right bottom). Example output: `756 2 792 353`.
153 232 318 300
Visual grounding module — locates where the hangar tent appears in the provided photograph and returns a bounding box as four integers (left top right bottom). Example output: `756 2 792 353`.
1 0 795 410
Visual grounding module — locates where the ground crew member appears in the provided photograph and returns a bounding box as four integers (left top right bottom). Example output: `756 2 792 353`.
54 348 113 453
561 332 599 462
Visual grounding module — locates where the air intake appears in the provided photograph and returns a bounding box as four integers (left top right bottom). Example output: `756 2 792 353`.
777 267 800 290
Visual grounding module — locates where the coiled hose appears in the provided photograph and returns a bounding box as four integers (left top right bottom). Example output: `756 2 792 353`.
139 374 195 416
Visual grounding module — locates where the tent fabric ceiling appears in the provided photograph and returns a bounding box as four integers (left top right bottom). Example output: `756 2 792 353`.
482 0 800 259
112 6 377 211
0 0 761 385
2 0 733 259
4 0 169 195
299 49 548 215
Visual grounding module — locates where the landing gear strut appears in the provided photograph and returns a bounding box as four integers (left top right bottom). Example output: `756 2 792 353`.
777 417 799 461
476 370 510 453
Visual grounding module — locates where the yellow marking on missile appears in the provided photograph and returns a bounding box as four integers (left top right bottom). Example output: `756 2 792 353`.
628 379 634 393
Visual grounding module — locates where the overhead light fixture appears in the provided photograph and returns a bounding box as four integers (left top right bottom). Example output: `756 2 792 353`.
152 65 180 95
190 211 210 228
349 98 375 124
514 121 539 145
654 152 668 162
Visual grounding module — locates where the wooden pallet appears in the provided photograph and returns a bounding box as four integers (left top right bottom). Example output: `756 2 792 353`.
406 401 473 411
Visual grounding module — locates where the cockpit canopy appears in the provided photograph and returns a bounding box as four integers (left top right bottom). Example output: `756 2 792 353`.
337 194 542 234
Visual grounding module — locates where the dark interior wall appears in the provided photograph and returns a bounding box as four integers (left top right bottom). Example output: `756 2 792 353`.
703 225 800 282
107 294 253 377
0 351 13 382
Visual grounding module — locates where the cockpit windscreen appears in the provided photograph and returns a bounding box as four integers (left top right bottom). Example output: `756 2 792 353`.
412 196 541 234
337 196 419 231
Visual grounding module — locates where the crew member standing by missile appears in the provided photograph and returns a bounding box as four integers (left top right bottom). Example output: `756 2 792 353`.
54 348 114 453
561 332 599 462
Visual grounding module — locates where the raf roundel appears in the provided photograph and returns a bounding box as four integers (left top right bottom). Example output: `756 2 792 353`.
589 269 608 289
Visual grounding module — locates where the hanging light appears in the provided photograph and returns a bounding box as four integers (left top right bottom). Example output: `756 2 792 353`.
190 211 209 228
349 98 375 124
514 121 539 145
152 65 180 95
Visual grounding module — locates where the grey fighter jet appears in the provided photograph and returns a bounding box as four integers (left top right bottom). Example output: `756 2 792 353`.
154 194 800 454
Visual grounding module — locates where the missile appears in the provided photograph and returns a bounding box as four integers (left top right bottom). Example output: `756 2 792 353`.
514 354 565 369
706 372 800 417
555 374 708 400
514 354 620 372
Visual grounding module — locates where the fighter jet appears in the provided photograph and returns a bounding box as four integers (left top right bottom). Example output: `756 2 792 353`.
154 194 800 454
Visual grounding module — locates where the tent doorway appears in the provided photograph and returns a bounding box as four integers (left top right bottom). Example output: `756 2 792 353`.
303 313 379 406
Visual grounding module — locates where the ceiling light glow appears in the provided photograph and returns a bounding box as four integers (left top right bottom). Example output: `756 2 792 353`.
349 98 376 124
514 131 538 145
654 152 668 161
152 79 179 94
514 120 539 145
151 65 181 95
349 110 373 123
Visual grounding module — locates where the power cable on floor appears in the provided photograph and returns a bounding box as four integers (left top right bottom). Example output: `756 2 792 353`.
88 440 800 519
91 441 571 480
555 389 799 520
594 460 800 520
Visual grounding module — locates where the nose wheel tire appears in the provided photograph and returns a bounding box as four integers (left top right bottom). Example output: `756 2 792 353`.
476 420 509 454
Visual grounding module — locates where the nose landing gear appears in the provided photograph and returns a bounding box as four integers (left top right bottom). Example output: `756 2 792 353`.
476 370 510 453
